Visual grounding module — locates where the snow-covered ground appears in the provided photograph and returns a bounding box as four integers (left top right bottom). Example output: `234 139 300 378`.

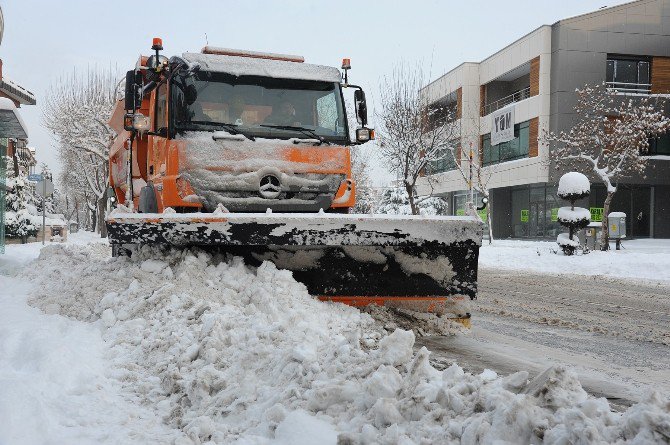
1 233 669 444
480 238 670 284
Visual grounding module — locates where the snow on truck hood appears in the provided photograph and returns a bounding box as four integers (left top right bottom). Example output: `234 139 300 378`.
181 52 342 83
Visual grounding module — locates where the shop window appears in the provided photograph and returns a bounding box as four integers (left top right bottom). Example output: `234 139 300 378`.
482 121 530 166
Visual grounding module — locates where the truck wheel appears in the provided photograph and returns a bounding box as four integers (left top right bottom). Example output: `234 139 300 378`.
138 183 158 213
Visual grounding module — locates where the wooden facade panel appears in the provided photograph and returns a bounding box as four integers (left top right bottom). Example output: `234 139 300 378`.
651 57 670 94
456 87 462 119
480 85 486 117
529 117 539 157
530 56 540 97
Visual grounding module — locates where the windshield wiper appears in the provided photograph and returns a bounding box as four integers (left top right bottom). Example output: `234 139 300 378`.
185 121 255 141
259 124 328 145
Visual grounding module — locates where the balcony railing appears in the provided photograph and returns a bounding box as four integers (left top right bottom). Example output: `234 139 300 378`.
483 86 531 116
605 81 651 94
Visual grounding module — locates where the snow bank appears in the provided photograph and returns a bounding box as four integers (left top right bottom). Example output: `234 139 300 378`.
558 172 590 196
480 238 670 283
20 243 670 444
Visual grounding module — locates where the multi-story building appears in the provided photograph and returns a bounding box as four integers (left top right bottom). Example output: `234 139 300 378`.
418 0 670 239
0 5 37 252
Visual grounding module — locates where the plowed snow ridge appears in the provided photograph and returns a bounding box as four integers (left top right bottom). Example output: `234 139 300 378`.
24 243 670 444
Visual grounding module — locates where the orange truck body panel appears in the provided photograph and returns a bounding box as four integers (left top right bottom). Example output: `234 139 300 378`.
109 94 355 212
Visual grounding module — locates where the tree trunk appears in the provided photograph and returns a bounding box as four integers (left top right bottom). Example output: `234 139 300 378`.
405 182 419 215
600 191 615 251
98 196 107 238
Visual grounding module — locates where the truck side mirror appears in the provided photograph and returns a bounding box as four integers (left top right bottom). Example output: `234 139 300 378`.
354 89 368 127
124 70 141 111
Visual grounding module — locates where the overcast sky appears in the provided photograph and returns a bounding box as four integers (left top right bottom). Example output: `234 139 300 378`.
2 0 628 185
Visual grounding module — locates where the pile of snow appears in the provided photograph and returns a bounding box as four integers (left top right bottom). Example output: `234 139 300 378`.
557 171 590 196
16 243 669 443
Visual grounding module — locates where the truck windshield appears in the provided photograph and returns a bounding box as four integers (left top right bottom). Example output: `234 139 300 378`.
172 71 348 143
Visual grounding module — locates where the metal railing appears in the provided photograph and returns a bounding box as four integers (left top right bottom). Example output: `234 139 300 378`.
605 81 651 94
483 86 531 116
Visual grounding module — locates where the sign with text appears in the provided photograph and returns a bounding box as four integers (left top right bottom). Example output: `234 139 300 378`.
590 207 604 222
521 209 529 222
490 105 515 146
27 173 43 182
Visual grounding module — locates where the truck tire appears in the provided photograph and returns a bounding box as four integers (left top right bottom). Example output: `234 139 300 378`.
138 183 158 213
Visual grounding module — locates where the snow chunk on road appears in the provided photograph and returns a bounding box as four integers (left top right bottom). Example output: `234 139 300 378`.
275 410 338 445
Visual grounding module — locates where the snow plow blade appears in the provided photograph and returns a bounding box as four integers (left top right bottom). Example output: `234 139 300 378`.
107 213 484 319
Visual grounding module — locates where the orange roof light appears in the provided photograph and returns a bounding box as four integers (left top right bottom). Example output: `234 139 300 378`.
342 58 351 70
152 37 163 51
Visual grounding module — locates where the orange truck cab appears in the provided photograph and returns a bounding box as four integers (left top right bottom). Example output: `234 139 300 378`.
109 41 374 214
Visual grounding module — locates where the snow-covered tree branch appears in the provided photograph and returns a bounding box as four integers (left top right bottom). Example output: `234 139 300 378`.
376 63 459 215
542 83 670 250
42 67 120 235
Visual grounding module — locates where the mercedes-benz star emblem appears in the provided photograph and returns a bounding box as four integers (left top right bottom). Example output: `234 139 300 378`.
259 175 281 199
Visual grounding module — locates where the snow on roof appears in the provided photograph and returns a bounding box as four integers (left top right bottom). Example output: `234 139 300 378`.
181 52 342 83
0 97 29 138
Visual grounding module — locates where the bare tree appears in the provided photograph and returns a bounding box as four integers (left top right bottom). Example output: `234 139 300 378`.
447 141 496 242
544 83 670 250
42 68 120 236
376 63 459 214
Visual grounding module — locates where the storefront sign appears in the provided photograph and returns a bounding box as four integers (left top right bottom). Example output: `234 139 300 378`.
551 208 559 222
491 105 515 146
590 207 604 222
521 209 529 222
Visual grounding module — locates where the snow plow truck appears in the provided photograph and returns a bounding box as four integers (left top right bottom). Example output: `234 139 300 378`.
106 39 484 324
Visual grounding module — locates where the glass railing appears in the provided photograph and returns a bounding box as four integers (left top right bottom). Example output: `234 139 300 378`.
483 86 531 116
605 81 651 94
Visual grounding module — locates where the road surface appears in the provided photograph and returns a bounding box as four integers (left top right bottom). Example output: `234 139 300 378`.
417 267 670 409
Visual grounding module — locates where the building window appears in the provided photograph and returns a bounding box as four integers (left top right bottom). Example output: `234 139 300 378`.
427 145 457 174
606 57 651 93
482 120 530 166
648 132 670 155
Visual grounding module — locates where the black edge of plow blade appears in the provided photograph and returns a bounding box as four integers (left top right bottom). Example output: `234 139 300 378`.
107 213 484 317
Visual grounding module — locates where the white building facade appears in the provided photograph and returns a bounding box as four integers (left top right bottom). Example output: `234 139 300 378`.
418 0 670 239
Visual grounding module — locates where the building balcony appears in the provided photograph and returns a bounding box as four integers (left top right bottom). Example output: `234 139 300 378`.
482 86 531 116
605 81 651 95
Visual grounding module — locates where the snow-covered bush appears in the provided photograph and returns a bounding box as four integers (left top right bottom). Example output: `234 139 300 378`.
376 187 448 215
5 209 39 239
556 172 590 255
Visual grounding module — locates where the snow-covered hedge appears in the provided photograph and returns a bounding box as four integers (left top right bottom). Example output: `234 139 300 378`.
376 187 448 215
557 171 590 200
